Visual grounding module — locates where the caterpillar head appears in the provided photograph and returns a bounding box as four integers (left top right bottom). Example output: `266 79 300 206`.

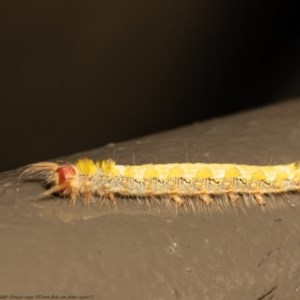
22 162 77 202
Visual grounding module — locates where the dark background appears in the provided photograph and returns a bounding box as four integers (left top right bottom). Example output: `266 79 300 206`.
1 1 300 171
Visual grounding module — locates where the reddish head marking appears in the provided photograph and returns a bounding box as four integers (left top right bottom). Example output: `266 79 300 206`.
55 165 76 185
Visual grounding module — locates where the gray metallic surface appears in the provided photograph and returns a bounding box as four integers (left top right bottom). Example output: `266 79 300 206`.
1 100 300 299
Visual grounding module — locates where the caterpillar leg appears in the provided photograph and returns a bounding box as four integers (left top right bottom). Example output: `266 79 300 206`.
254 193 266 206
82 192 93 206
228 192 239 203
108 193 116 204
43 182 70 196
201 194 212 206
171 195 185 206
69 191 78 206
42 181 78 205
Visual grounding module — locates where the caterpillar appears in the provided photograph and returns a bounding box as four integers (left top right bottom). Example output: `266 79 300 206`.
23 158 300 207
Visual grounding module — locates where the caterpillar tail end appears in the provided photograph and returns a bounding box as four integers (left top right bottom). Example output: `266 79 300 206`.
22 162 77 203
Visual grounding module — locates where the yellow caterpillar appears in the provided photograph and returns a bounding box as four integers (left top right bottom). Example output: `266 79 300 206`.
23 158 300 207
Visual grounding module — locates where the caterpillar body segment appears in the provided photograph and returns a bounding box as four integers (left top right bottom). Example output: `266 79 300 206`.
23 158 300 207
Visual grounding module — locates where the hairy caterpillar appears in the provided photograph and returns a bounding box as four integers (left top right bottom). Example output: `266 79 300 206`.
22 158 300 207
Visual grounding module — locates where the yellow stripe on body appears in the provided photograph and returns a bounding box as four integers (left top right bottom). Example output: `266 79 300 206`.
78 159 300 189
